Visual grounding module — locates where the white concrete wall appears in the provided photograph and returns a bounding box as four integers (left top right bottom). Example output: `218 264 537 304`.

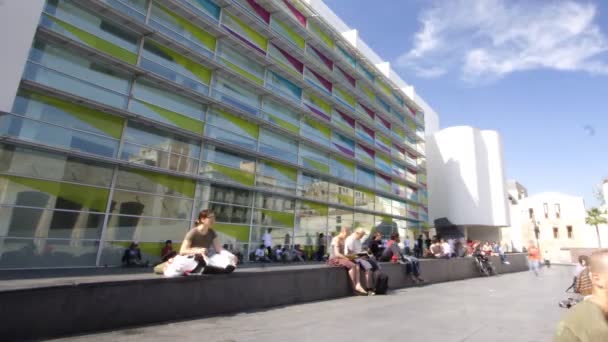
0 0 45 112
427 126 510 227
518 192 608 262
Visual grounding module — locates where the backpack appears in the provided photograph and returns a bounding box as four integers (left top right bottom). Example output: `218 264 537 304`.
374 273 389 295
575 268 593 296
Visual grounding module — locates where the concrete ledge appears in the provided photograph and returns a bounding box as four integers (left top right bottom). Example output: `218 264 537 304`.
0 253 528 341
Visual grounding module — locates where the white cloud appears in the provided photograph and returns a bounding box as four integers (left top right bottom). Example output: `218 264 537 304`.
397 0 608 83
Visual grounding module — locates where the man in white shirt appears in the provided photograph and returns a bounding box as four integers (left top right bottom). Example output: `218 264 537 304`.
255 245 269 262
262 228 273 257
441 239 451 259
345 227 379 292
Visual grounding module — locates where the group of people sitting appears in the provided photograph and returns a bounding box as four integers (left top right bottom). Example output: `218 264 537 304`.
417 236 509 265
253 244 307 263
327 227 424 296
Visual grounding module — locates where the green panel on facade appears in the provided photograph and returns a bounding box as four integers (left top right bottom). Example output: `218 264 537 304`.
260 209 295 227
160 5 217 52
140 100 204 133
272 18 305 49
266 113 299 134
225 13 268 51
263 161 297 182
215 109 260 139
337 193 354 206
221 58 264 85
301 201 329 216
308 22 334 49
207 163 255 186
29 92 124 139
130 169 196 198
153 43 213 85
48 16 138 64
302 117 330 139
302 157 330 173
214 223 250 242
335 156 355 172
2 175 109 212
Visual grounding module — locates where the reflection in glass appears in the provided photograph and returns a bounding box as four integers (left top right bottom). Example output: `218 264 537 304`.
0 238 99 268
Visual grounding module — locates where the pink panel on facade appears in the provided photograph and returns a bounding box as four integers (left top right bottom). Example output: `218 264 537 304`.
310 45 333 70
283 0 307 26
246 0 271 23
272 43 304 73
337 66 356 87
376 114 391 129
336 109 355 128
308 67 333 93
360 103 375 120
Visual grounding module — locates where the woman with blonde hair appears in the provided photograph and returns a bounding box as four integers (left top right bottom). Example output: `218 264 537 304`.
327 227 367 295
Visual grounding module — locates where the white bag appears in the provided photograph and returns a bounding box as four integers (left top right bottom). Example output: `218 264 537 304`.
207 250 237 269
163 255 199 277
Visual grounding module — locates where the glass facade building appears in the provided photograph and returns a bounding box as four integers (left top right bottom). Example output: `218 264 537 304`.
0 0 427 268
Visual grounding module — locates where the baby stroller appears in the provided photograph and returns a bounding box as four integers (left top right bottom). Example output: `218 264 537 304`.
474 253 497 276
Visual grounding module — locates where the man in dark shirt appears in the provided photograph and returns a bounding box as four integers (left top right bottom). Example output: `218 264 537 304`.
369 232 384 259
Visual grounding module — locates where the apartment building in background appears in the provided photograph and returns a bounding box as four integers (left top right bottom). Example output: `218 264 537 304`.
0 0 434 268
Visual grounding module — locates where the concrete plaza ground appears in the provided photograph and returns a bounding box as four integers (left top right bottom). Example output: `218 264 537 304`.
51 265 573 342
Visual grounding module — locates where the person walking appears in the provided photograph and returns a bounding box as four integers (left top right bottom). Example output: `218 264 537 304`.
527 240 541 276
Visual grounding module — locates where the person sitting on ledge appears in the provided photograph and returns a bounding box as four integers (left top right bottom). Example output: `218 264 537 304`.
430 240 443 258
180 209 236 273
161 240 177 262
380 233 424 283
346 227 380 294
327 227 367 295
122 241 148 267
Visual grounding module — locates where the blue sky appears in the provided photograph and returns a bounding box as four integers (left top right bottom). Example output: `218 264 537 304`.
324 0 608 207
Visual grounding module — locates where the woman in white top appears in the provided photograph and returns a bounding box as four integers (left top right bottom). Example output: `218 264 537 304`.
327 227 367 295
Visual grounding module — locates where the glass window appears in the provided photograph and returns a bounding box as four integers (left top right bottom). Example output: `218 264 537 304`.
376 153 392 174
259 129 298 164
0 144 114 187
269 43 304 77
213 75 261 115
375 195 393 215
328 206 353 232
254 193 295 211
110 190 193 219
42 1 139 64
304 67 332 94
140 42 211 94
103 216 190 243
131 80 206 121
0 238 99 268
354 212 375 234
252 209 294 228
392 200 407 217
332 109 355 134
376 173 391 193
298 173 328 201
100 0 148 22
184 0 221 21
261 100 300 134
149 3 217 56
329 182 353 206
356 123 375 145
200 147 256 187
256 160 297 194
217 41 265 85
115 169 195 198
203 202 251 225
122 124 200 174
330 156 354 182
0 207 104 239
26 39 131 107
355 167 375 189
299 144 329 174
301 117 330 147
9 91 123 157
295 200 328 248
302 91 331 121
355 144 375 166
354 189 375 211
331 132 355 158
205 109 259 150
0 174 110 212
266 71 303 102
196 183 253 207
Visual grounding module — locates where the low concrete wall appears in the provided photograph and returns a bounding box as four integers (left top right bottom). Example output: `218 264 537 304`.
0 254 528 341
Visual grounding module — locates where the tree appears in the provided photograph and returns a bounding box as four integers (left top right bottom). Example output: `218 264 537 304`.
586 208 608 248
